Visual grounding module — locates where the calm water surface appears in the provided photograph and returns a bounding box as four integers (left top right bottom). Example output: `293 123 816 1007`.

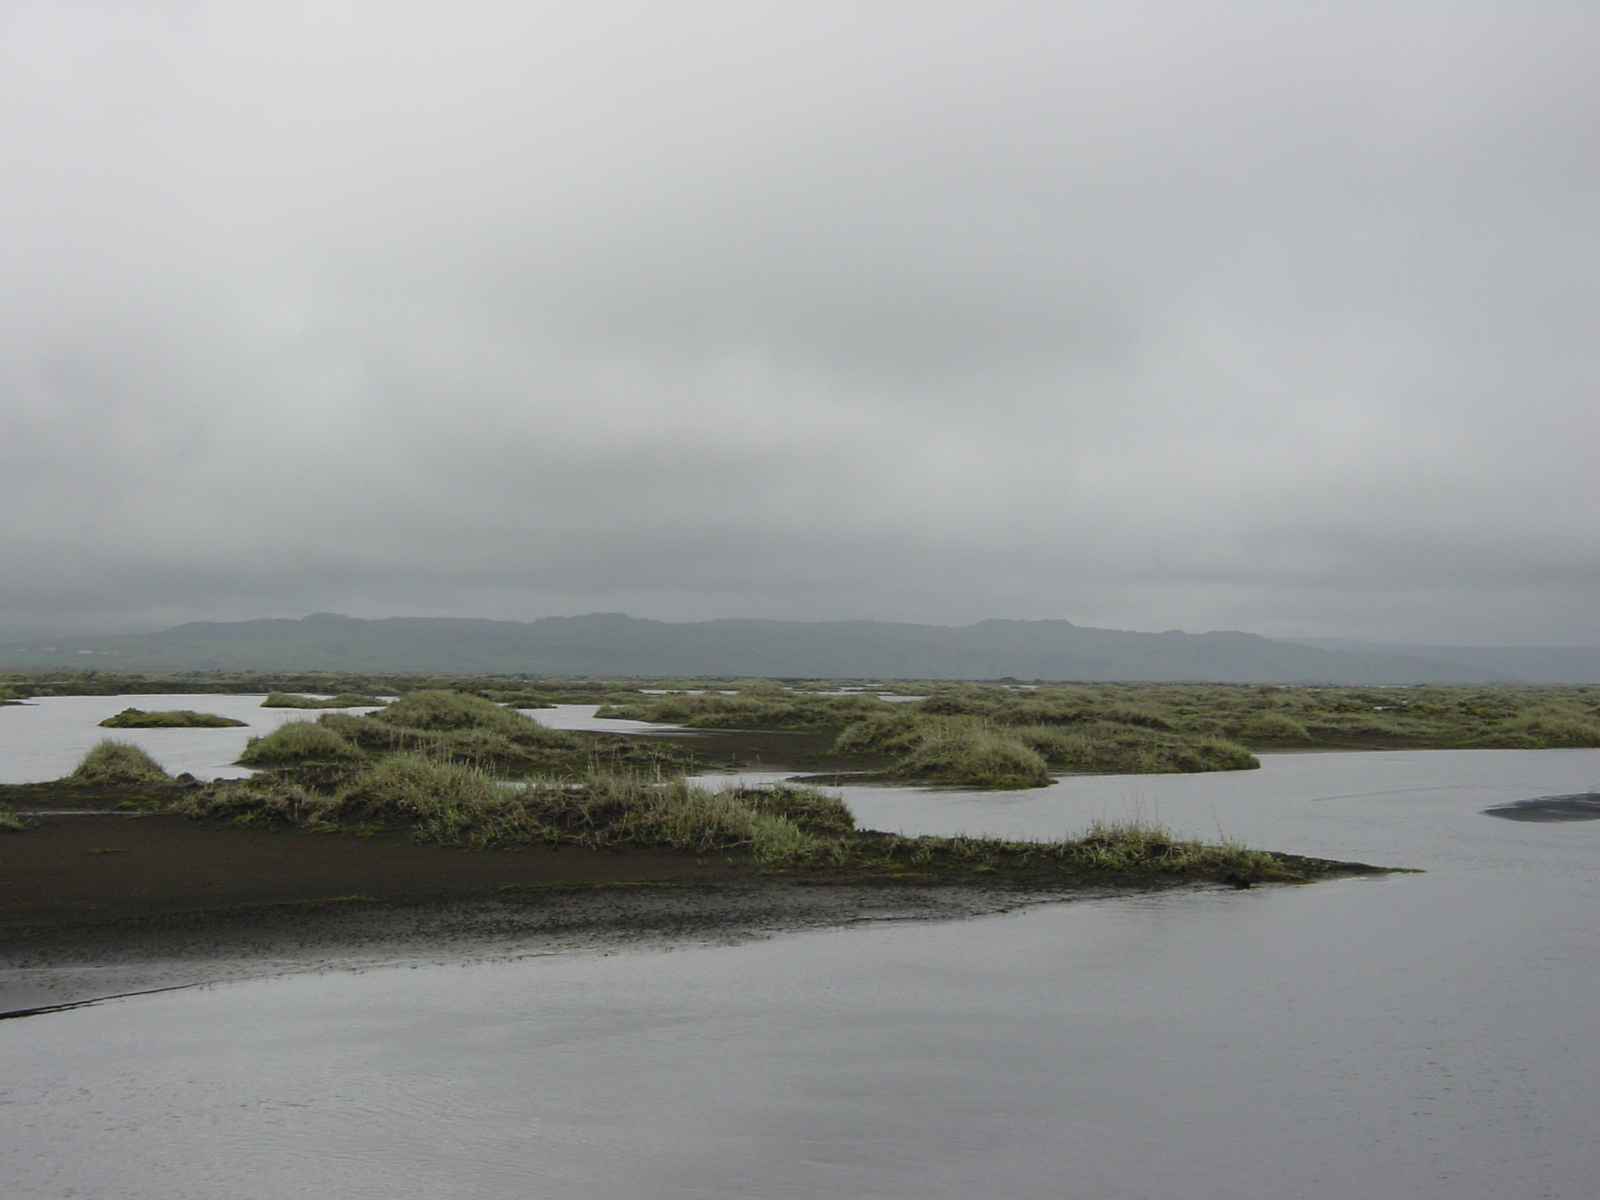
3 702 1598 1198
0 693 386 783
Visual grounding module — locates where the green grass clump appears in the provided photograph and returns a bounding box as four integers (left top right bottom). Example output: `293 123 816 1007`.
168 776 330 826
373 690 540 733
331 754 516 842
69 739 172 784
371 690 580 746
521 776 827 863
238 721 365 766
262 691 387 709
895 721 1053 789
720 783 858 834
98 707 247 728
187 760 835 866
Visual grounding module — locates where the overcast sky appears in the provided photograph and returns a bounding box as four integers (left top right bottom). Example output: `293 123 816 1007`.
2 2 1596 645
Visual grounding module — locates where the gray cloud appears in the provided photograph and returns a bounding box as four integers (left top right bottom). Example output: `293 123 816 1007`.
2 1 1597 644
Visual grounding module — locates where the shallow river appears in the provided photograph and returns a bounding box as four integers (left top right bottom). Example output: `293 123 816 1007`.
3 700 1599 1198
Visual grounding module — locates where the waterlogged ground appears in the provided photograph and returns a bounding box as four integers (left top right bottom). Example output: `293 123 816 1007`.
3 702 1600 1197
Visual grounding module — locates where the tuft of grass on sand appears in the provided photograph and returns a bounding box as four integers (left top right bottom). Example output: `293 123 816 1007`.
98 707 247 729
69 740 172 785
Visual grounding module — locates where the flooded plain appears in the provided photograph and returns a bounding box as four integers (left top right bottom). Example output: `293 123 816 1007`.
3 699 1599 1197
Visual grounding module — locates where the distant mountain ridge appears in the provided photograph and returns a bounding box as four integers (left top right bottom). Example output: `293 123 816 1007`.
1287 638 1600 686
0 612 1522 683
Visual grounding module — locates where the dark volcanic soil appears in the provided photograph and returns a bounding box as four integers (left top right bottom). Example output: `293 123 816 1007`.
0 812 743 929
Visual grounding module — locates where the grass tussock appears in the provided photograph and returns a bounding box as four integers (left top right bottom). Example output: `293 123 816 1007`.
69 739 171 785
238 720 366 767
893 720 1053 789
98 707 247 729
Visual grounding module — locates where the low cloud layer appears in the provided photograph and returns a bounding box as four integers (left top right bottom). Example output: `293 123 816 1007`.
3 2 1597 644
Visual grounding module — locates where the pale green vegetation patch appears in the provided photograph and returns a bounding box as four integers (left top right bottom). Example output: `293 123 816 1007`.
98 707 247 729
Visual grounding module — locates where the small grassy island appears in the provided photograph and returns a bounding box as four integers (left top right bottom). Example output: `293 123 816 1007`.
98 708 247 728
